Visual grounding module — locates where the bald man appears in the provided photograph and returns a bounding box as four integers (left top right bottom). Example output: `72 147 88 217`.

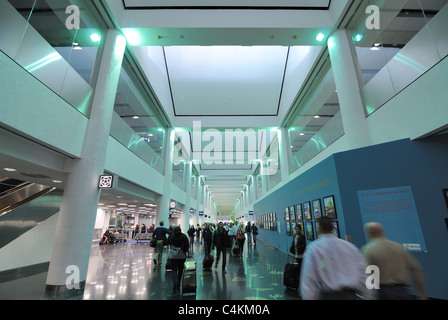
362 222 427 300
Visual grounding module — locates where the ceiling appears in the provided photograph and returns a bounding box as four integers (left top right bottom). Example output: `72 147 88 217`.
2 0 447 219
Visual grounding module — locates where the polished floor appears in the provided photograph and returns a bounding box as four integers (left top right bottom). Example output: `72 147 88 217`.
0 238 301 300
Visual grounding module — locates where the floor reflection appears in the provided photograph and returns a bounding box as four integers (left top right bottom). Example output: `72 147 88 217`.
83 239 300 301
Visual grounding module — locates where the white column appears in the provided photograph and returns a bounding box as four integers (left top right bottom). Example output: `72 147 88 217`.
194 176 200 225
45 29 127 295
328 29 372 149
157 128 174 226
252 175 258 202
181 161 191 233
278 127 290 183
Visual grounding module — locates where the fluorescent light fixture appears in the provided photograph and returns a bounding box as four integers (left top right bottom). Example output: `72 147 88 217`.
316 33 325 42
353 34 363 42
132 116 139 119
3 168 16 172
52 180 62 183
123 29 142 46
90 33 101 42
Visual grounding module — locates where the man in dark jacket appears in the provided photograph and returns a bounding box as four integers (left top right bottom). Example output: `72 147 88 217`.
214 222 229 274
152 221 170 266
202 223 213 257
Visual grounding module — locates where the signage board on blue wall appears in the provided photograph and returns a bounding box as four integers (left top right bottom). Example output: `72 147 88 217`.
357 186 427 252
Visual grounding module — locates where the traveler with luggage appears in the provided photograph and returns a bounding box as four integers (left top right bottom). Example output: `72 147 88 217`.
202 223 213 257
284 224 307 290
168 226 190 294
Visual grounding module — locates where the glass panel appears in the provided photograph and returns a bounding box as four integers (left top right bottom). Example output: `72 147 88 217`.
357 0 448 115
5 0 103 116
172 162 185 191
288 71 343 173
110 66 165 174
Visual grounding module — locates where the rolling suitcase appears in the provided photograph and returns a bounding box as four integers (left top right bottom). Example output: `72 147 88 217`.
232 243 239 255
182 259 197 296
165 258 172 271
283 262 300 290
203 255 214 269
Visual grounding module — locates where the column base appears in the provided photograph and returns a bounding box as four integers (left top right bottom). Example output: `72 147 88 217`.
44 281 86 300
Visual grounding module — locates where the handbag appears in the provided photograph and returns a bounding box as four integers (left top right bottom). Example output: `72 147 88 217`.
169 246 186 260
150 238 157 248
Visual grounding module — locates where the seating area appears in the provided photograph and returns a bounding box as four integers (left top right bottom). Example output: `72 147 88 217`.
109 233 127 243
134 232 152 243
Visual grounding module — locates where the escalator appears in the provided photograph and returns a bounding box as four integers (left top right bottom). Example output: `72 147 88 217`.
0 177 62 249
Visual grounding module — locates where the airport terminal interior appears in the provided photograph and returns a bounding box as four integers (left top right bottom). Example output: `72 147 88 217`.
1 0 448 301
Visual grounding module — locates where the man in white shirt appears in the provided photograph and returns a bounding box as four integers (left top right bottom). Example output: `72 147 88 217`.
300 217 373 300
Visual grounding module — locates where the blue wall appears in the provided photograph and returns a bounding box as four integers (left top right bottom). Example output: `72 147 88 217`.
254 156 345 255
254 134 448 299
334 135 448 300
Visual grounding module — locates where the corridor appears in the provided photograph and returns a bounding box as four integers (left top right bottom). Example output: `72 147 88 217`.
0 239 300 301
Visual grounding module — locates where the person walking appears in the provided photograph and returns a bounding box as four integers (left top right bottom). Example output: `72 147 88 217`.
213 222 229 274
236 224 246 256
228 222 238 247
245 222 252 246
202 223 213 257
290 224 306 267
187 225 195 248
168 226 190 294
251 223 258 246
362 222 427 300
152 221 170 266
300 217 372 300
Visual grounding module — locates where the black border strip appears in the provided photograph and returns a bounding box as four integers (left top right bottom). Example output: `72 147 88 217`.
122 0 331 11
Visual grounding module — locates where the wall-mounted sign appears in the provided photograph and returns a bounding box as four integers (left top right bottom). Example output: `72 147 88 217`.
199 211 204 216
249 210 254 216
358 186 427 252
99 175 114 188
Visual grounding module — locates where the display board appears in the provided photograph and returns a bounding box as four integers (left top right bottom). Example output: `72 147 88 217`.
357 186 427 252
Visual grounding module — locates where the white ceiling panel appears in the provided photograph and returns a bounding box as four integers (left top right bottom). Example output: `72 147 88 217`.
164 46 289 116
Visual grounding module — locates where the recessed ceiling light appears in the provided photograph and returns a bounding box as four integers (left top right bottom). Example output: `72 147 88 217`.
133 116 139 119
316 33 325 42
353 34 363 42
90 33 101 42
